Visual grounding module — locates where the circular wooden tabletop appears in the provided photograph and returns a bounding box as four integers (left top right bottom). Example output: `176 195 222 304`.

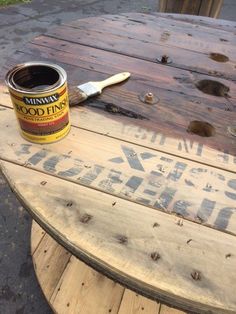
0 13 236 314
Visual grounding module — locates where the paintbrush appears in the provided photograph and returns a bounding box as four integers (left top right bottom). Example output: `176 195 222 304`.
68 72 130 107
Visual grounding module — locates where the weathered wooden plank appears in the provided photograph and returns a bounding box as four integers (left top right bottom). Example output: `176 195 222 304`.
70 13 235 41
181 0 202 15
151 12 236 33
0 107 236 235
32 231 71 299
159 304 186 313
2 161 236 314
1 74 236 173
46 24 236 66
198 0 213 17
42 28 236 81
39 31 235 81
209 0 223 18
51 256 124 314
159 0 168 12
65 14 236 52
31 220 46 255
21 40 236 97
2 52 236 170
118 289 160 314
31 222 179 314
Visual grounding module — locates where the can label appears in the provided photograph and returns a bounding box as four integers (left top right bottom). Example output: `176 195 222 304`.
9 82 70 144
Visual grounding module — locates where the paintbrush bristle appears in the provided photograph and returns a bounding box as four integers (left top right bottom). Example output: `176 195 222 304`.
68 86 87 107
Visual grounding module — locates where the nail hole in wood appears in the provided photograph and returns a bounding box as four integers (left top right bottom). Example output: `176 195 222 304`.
153 222 160 228
150 252 161 261
191 271 201 281
116 235 128 245
225 253 232 259
67 302 70 307
187 121 215 137
220 38 228 42
195 80 230 97
66 202 73 207
80 214 92 224
40 181 47 186
209 53 229 63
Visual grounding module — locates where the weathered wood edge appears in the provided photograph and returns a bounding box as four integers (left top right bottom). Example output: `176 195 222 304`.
1 160 236 314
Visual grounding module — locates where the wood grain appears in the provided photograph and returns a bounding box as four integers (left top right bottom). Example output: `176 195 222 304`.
152 13 236 32
31 220 46 255
1 83 236 174
209 0 223 18
31 221 183 314
2 161 236 314
118 289 160 314
1 13 236 314
0 107 236 235
198 0 213 17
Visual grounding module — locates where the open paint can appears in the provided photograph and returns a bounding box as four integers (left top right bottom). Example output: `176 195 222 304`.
5 62 70 144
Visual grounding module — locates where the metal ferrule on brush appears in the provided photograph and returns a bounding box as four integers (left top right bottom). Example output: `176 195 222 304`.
78 83 100 97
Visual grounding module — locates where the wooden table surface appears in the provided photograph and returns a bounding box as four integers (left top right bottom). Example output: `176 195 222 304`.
0 13 236 314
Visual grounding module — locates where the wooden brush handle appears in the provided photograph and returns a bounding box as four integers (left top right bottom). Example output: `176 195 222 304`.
94 72 130 91
68 86 87 107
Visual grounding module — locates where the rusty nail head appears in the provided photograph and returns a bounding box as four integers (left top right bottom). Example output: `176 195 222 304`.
144 92 154 102
161 55 168 63
157 55 172 64
139 91 159 105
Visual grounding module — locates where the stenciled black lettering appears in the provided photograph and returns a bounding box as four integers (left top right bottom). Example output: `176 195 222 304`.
214 207 236 230
225 179 236 200
27 149 49 165
98 169 123 193
173 200 191 217
167 162 187 182
43 154 69 173
58 158 84 178
154 187 177 211
15 144 32 156
122 146 144 172
79 164 104 185
196 198 215 222
123 176 143 193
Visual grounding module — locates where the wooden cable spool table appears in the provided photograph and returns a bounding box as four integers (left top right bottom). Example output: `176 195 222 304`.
0 12 236 314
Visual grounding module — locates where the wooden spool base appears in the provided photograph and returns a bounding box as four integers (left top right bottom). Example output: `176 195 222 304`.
31 221 185 314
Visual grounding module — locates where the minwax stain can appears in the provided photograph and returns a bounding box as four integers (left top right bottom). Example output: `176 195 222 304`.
5 62 70 144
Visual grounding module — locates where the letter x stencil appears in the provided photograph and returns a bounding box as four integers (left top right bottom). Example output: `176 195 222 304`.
109 145 156 172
